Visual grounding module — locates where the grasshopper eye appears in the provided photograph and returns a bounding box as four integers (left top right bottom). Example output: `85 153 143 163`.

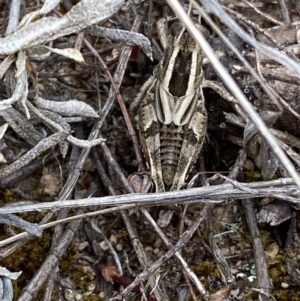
197 25 210 40
170 22 183 36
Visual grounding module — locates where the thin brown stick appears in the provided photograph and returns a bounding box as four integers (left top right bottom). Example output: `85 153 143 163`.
83 39 145 172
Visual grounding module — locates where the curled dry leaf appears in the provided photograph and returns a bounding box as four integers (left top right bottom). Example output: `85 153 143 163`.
127 172 152 193
265 242 280 265
89 26 153 60
0 266 22 280
0 266 22 301
0 17 67 55
0 0 124 55
44 46 85 62
101 265 120 284
35 97 99 118
257 200 292 226
210 284 233 301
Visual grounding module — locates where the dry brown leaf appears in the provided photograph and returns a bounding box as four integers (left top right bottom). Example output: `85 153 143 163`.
127 172 152 193
44 46 85 62
265 242 281 265
101 265 121 284
210 284 233 301
40 166 62 197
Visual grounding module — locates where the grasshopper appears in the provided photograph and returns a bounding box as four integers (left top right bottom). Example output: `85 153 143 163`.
138 19 210 192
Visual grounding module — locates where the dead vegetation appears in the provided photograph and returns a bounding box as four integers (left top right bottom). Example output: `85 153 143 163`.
0 0 300 300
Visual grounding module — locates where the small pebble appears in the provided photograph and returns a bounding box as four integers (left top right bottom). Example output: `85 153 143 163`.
82 266 94 275
237 242 246 249
236 260 242 267
78 241 89 252
153 248 159 254
110 234 117 245
99 292 105 299
87 283 95 291
74 293 83 301
153 238 162 249
144 246 153 252
64 289 74 301
220 248 230 256
98 219 107 226
99 240 109 250
244 159 254 171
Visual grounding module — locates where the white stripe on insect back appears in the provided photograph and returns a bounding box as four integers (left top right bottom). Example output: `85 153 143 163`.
161 46 179 91
186 50 200 95
173 50 201 126
157 84 174 124
173 93 197 126
160 24 185 92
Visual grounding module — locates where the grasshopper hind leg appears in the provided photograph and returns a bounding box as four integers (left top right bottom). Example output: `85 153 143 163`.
139 85 166 193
